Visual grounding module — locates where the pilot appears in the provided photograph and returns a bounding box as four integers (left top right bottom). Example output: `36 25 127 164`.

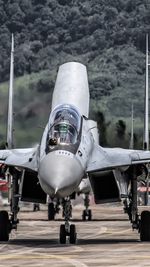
48 138 57 146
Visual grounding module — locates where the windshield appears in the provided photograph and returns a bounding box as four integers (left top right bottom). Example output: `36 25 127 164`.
48 104 81 145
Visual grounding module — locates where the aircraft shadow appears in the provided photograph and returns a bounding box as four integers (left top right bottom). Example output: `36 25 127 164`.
20 218 48 221
54 218 129 222
7 237 139 248
20 218 128 222
77 238 140 245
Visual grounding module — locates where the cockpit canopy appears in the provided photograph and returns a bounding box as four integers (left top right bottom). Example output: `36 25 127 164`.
48 104 81 145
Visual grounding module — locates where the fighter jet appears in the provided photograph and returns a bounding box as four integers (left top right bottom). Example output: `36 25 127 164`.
1 37 150 243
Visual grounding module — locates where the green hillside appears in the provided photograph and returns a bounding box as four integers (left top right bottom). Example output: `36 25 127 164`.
0 0 149 147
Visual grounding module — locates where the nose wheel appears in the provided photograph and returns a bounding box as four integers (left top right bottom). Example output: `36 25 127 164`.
59 224 66 244
69 224 76 244
59 197 77 244
59 223 77 244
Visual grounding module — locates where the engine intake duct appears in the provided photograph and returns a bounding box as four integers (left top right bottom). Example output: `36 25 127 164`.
89 170 121 204
20 170 47 204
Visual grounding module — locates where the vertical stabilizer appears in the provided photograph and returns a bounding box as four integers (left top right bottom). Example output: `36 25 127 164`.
7 34 14 149
52 62 89 117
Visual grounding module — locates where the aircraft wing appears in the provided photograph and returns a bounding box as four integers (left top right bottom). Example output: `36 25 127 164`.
87 144 150 173
0 147 38 171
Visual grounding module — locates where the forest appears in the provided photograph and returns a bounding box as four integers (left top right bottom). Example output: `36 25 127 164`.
0 0 149 147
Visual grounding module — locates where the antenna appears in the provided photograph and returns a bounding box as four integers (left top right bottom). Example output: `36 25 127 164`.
6 34 14 149
129 103 134 149
143 33 150 150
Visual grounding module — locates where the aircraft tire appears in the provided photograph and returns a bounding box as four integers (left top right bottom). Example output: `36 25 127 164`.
0 211 9 241
59 224 66 244
88 210 92 221
82 210 86 221
140 211 150 241
69 224 76 244
48 203 55 220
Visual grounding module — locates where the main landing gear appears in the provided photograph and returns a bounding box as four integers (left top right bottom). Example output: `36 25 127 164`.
59 197 77 244
123 166 150 241
0 168 20 242
82 193 92 221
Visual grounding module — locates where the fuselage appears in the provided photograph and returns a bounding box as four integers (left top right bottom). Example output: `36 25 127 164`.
38 62 93 198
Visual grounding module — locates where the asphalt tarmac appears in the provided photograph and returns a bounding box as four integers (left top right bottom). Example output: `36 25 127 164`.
0 202 150 267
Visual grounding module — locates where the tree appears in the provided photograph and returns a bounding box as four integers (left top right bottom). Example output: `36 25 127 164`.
116 120 126 139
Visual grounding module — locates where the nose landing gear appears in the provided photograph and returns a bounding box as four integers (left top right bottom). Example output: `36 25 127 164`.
59 197 77 244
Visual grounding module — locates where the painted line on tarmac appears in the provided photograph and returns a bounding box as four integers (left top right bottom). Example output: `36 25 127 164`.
10 227 58 239
105 228 132 235
0 254 69 260
83 226 107 239
0 253 88 266
0 244 7 251
2 241 85 257
81 226 132 241
65 258 88 267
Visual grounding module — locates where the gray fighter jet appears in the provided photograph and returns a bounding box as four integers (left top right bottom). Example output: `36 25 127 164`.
0 37 150 243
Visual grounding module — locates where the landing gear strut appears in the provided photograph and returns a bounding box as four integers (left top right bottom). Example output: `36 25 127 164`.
82 193 92 221
59 197 76 244
9 170 20 231
124 166 140 229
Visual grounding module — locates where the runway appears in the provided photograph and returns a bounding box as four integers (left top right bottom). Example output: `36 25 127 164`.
0 203 150 267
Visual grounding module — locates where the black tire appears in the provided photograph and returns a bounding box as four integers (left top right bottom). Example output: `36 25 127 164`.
48 203 55 220
82 210 86 221
88 210 92 221
59 224 66 244
33 203 40 212
69 224 76 244
0 211 9 241
140 211 150 241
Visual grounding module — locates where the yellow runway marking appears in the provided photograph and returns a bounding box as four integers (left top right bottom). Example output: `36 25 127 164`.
1 252 150 265
82 226 131 240
0 254 70 260
82 226 107 239
0 254 88 267
106 228 131 235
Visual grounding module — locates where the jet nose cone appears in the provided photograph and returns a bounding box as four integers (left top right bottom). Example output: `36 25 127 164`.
39 151 84 198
